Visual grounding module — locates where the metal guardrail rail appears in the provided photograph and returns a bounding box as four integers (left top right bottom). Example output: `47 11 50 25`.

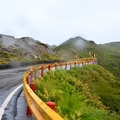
23 57 97 120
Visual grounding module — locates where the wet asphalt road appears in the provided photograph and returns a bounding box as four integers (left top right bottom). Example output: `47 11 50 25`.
0 64 42 120
0 66 30 107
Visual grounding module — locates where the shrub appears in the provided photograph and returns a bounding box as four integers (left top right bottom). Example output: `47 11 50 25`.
35 65 120 119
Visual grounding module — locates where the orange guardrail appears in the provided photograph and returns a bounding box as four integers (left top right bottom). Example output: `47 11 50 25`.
23 57 97 120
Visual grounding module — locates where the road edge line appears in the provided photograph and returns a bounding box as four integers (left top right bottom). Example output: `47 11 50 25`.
0 84 23 119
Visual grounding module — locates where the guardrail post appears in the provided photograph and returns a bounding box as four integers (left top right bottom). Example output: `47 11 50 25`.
70 63 72 69
82 62 84 66
41 66 44 77
34 69 37 79
30 82 36 92
29 66 34 80
48 65 51 70
65 63 67 70
30 70 33 80
46 101 56 111
26 75 31 86
26 106 32 115
60 63 62 68
74 62 76 67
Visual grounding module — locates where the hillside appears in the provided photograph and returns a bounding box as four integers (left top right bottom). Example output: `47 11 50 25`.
52 36 120 77
0 34 59 65
52 36 98 59
35 65 120 119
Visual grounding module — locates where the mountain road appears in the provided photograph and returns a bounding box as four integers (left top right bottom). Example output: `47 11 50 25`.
0 66 33 120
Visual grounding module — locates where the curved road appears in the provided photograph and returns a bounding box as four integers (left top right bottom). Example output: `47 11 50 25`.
0 66 32 120
0 66 29 106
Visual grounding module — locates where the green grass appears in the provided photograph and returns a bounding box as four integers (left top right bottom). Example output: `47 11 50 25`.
1 51 11 58
52 37 120 78
35 65 120 120
0 58 8 64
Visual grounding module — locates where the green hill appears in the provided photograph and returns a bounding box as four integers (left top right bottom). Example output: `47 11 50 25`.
52 36 120 78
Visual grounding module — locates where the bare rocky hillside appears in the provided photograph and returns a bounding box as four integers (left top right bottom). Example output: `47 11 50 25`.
0 34 56 64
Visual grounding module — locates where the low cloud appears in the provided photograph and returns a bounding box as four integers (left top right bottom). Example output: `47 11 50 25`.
0 0 120 45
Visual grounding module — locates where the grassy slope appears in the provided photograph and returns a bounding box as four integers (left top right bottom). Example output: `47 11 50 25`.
52 37 120 78
35 65 120 120
93 43 120 77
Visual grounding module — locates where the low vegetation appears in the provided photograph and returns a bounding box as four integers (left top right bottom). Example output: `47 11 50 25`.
52 38 120 78
0 58 8 64
35 65 120 120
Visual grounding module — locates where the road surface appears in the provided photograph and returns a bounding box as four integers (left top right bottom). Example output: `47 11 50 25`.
0 66 33 120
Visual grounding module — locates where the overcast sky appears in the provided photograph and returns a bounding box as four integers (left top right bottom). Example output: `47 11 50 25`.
0 0 120 45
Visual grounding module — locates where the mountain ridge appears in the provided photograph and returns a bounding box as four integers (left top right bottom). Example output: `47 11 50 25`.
0 34 56 65
52 36 120 77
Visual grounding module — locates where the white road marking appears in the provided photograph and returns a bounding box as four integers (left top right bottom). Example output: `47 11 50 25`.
0 84 23 119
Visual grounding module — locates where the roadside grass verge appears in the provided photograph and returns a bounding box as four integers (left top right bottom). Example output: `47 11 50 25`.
35 65 120 120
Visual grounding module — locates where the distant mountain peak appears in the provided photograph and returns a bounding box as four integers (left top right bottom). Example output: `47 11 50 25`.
89 40 97 45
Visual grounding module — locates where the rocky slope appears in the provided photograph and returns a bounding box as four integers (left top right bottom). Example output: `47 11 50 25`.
0 34 56 64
